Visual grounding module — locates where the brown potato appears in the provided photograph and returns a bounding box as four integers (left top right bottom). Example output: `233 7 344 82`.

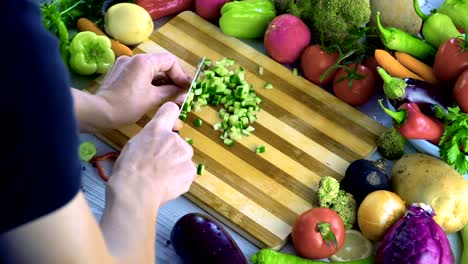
391 153 468 233
369 0 422 36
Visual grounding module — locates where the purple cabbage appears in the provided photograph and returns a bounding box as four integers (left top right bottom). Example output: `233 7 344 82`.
376 203 454 264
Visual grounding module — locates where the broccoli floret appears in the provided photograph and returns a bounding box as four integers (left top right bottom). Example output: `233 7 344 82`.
331 190 357 230
317 176 340 207
317 176 357 230
377 127 406 160
272 0 371 47
312 0 371 46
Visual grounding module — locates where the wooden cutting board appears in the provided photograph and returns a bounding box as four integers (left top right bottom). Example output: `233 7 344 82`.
87 11 385 249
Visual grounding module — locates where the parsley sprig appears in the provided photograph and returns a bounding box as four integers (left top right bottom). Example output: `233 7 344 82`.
438 106 468 174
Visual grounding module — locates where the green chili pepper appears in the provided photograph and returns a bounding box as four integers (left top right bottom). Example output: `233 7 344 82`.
413 0 462 48
219 0 276 39
56 19 70 65
375 12 436 61
69 31 115 75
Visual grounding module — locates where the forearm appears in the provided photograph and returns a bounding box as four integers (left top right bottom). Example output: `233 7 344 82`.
71 88 114 133
100 172 160 264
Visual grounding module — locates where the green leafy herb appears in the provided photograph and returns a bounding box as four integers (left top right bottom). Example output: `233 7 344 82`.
438 106 468 174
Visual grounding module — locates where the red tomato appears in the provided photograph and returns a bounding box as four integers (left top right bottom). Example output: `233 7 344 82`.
433 37 468 82
333 63 376 106
363 55 383 88
291 207 345 259
300 45 339 86
454 69 468 113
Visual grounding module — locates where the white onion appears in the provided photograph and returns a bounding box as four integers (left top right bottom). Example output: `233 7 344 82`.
357 190 406 241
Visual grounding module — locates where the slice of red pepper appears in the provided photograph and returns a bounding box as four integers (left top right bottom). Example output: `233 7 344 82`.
89 151 120 182
379 100 445 145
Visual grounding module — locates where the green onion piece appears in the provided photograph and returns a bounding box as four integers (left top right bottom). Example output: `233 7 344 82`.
197 164 205 175
194 118 203 127
256 145 266 154
258 66 264 75
293 68 299 76
264 83 273 89
79 141 97 162
185 137 193 145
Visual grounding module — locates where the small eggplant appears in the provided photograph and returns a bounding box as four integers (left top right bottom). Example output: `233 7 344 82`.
377 67 453 116
170 213 248 264
340 158 390 205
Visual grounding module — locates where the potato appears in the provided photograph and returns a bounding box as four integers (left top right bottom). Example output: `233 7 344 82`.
369 0 422 35
392 153 468 233
104 3 154 46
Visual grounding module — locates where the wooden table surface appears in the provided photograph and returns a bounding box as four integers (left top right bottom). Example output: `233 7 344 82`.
71 11 464 264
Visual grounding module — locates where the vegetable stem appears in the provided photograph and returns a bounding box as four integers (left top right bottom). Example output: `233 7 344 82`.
413 0 429 21
378 99 407 125
317 222 338 249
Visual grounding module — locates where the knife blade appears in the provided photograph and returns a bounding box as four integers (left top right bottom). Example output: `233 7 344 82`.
179 56 206 114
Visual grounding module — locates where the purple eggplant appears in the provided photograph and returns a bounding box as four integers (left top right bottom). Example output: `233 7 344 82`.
377 67 454 116
170 213 248 264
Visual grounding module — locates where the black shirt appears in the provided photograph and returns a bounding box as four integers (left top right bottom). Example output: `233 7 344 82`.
0 0 81 233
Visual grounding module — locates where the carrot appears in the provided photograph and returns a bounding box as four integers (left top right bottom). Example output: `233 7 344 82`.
374 49 423 80
395 51 439 85
77 18 133 57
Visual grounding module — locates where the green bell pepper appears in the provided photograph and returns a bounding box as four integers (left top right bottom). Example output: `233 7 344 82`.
219 0 276 39
69 31 115 75
437 0 468 32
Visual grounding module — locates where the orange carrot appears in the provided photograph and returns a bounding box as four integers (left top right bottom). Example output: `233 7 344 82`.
374 49 423 80
77 18 133 57
395 51 439 85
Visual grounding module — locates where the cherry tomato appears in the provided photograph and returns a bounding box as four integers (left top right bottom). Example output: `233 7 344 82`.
300 45 339 86
433 37 468 82
333 63 375 106
454 69 468 113
291 207 345 259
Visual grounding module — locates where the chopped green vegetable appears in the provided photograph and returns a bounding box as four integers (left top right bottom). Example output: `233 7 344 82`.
194 118 203 127
79 141 97 162
317 176 357 230
256 145 266 153
203 59 212 67
264 83 273 89
185 137 193 145
197 164 205 175
258 66 264 75
437 106 468 174
376 127 406 160
179 57 262 145
293 67 299 76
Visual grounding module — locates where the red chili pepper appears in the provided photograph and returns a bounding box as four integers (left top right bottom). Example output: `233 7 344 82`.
135 0 194 21
379 100 445 145
89 151 120 182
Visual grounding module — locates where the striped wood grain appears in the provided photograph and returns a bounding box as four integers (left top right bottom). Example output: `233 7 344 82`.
87 11 385 249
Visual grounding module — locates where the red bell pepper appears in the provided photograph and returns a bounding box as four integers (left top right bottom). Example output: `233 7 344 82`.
136 0 194 21
90 151 120 182
378 100 445 145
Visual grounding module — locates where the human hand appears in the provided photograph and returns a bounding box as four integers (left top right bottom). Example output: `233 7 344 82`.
110 102 196 205
95 53 191 129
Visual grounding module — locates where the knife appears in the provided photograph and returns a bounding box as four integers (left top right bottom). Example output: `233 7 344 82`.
179 56 206 114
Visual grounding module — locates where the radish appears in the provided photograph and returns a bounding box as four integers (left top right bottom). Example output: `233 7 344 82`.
264 14 311 64
195 0 230 21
